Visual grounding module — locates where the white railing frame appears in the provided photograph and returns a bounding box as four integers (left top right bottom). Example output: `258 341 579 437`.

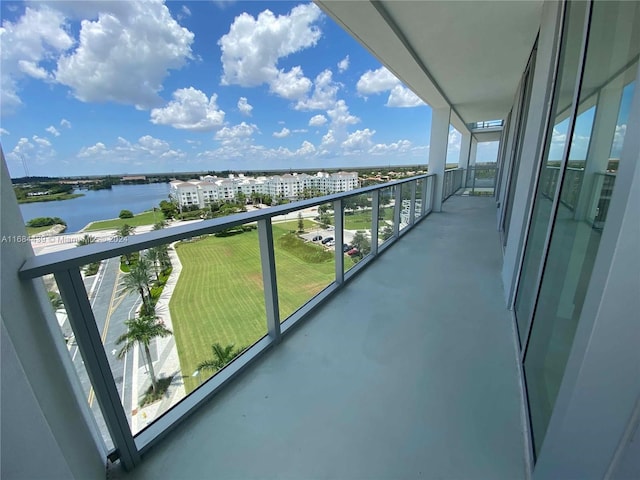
19 173 436 470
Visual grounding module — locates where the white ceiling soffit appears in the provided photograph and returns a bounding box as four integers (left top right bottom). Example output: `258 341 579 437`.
317 0 543 127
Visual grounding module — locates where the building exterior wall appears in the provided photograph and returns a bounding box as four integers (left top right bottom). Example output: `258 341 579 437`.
170 171 359 207
0 156 106 479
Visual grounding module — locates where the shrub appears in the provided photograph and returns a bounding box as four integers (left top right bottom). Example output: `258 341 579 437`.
26 217 66 227
84 262 100 276
119 209 134 219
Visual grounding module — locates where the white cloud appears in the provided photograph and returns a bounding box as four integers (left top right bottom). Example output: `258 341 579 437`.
327 100 359 129
357 66 399 95
0 128 10 136
215 122 258 145
218 4 322 99
295 69 339 111
45 126 61 136
337 55 349 73
150 88 225 131
55 2 194 109
357 66 424 108
297 140 316 156
309 114 327 127
270 66 312 100
446 128 462 163
18 60 51 80
60 118 71 128
273 127 291 138
180 5 192 18
32 135 52 147
386 85 424 107
369 140 412 155
77 135 185 165
342 128 375 152
611 124 627 158
78 142 107 158
0 6 74 114
7 135 56 167
237 97 253 116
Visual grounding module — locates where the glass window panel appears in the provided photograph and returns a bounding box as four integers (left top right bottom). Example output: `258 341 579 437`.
273 205 335 322
514 1 589 346
377 187 395 245
525 0 639 457
343 193 373 270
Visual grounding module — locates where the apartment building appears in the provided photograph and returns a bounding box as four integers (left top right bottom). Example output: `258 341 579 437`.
170 171 359 207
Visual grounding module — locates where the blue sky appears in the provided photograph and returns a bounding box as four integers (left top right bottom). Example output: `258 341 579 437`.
0 1 496 177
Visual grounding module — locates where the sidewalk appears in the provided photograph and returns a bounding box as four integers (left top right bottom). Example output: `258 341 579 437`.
131 243 187 433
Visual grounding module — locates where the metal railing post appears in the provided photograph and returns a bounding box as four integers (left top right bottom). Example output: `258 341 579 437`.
422 177 429 215
393 185 402 236
371 190 380 256
257 218 281 341
54 268 140 470
409 180 417 226
333 199 344 285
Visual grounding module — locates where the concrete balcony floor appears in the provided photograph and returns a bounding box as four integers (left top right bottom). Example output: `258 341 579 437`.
114 195 527 480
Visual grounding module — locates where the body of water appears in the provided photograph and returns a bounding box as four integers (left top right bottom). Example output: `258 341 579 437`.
19 183 171 232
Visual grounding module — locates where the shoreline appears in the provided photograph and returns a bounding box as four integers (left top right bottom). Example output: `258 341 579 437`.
18 193 85 204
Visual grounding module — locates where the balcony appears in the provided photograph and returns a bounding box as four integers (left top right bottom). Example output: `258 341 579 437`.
104 194 526 479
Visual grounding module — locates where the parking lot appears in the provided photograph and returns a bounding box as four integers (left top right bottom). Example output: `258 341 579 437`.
299 225 364 250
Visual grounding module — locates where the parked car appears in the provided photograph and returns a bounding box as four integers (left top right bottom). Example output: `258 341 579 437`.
312 235 322 241
343 244 350 252
327 241 335 247
347 248 359 256
321 236 334 244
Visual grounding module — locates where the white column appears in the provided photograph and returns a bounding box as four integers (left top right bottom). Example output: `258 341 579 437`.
428 106 451 212
459 132 472 187
0 154 106 479
469 138 478 166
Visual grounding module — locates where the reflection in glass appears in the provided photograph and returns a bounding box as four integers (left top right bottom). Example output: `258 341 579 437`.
514 1 589 345
524 0 639 456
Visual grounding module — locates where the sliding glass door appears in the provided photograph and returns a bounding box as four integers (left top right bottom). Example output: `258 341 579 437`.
515 0 640 457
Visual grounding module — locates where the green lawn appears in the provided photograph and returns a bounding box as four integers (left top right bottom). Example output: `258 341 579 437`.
84 210 164 231
171 219 334 392
343 208 394 230
26 225 55 235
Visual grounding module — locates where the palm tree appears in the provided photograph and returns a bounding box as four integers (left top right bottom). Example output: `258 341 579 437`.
117 224 135 264
122 257 153 311
116 314 172 393
48 291 63 310
76 234 97 247
152 220 168 230
145 248 161 281
197 343 243 373
117 223 135 237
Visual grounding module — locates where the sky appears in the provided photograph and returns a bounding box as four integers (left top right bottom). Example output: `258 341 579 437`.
0 1 498 178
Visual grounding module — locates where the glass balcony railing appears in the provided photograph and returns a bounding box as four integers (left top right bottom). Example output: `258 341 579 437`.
468 120 504 130
442 168 464 201
18 174 435 470
465 166 499 196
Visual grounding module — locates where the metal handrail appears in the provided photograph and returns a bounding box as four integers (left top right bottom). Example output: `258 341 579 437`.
20 174 433 279
17 173 437 469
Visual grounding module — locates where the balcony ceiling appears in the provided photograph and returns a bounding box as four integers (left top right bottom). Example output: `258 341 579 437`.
317 0 543 129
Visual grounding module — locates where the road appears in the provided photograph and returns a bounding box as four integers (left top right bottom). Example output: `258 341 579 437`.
67 257 141 442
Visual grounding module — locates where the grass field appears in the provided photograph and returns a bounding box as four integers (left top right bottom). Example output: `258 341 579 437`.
84 210 164 231
343 207 394 230
170 219 334 392
26 225 55 235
